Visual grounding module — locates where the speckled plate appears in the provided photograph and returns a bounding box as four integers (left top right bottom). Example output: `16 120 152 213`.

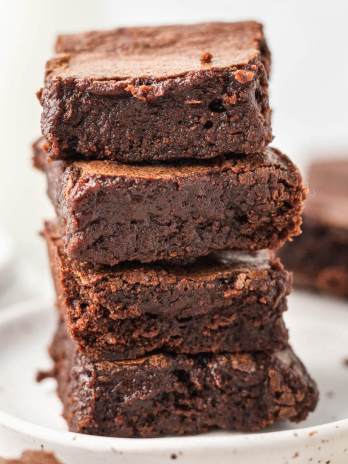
0 295 347 463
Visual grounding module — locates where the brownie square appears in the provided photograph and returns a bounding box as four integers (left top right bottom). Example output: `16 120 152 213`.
50 321 318 438
35 138 305 266
38 22 272 162
280 159 348 297
44 221 291 361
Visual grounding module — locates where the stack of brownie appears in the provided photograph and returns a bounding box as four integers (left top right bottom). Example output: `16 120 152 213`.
36 22 318 437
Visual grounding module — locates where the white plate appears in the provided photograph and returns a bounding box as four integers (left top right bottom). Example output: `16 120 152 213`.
0 226 14 295
0 294 348 463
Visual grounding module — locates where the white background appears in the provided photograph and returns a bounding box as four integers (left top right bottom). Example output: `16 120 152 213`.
0 0 348 299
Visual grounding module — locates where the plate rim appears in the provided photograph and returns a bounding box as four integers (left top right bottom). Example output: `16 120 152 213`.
0 299 347 453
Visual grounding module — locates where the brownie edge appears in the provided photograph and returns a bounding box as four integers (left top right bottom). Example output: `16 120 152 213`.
51 322 319 438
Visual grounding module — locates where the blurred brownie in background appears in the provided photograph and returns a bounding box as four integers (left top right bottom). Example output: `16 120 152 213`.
280 159 348 298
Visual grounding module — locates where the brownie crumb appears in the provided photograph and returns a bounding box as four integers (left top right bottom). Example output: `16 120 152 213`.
125 83 155 102
223 94 237 105
36 368 55 383
170 454 177 460
200 51 213 64
234 69 255 83
0 450 62 464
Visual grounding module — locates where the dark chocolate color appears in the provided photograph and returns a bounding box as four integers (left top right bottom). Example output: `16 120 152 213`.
45 221 291 361
38 22 272 162
35 138 305 266
51 321 318 438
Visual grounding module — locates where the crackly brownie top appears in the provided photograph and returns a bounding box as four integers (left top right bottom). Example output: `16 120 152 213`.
75 147 289 179
34 137 293 181
85 346 305 380
46 21 269 81
305 159 348 229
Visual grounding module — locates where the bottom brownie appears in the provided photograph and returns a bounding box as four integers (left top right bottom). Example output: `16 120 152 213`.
51 322 318 438
281 215 348 298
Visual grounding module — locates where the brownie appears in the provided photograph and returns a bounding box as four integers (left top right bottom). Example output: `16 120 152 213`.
0 452 62 464
34 138 305 266
281 215 348 297
281 160 348 297
280 159 348 297
38 22 272 162
44 221 291 361
50 321 318 438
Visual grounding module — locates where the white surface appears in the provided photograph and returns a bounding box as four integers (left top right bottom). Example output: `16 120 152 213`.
0 294 347 463
0 225 52 309
0 226 14 294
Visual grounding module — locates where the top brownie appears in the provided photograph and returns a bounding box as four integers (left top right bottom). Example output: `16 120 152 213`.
38 22 272 162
